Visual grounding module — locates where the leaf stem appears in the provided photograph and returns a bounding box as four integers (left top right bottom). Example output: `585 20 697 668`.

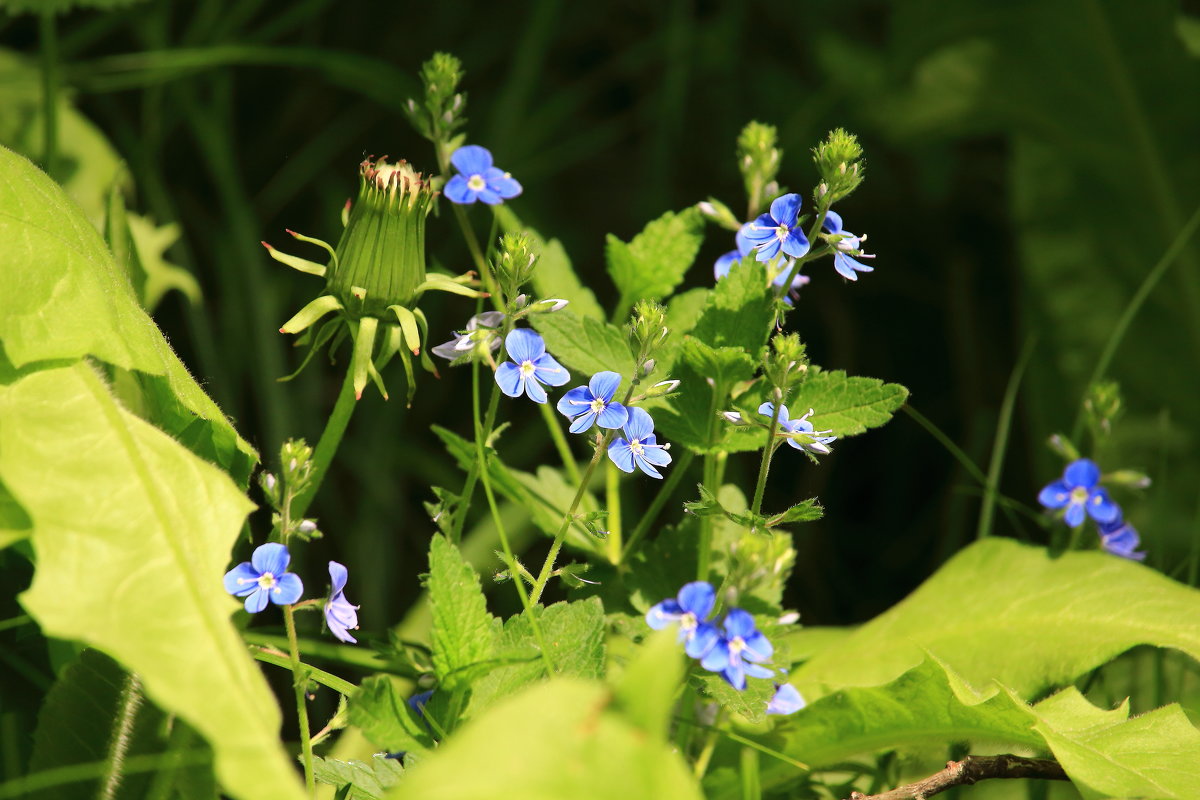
605 460 623 562
283 606 316 799
291 365 357 520
450 360 503 544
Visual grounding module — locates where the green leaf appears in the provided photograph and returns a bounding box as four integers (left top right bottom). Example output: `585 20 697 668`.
606 208 704 312
689 259 775 352
0 146 255 484
494 206 604 320
530 310 636 383
789 369 909 437
613 629 686 741
1032 688 1200 799
349 675 435 754
792 538 1200 701
426 534 496 690
385 678 703 800
26 648 214 800
312 756 405 800
767 498 824 526
2 363 302 800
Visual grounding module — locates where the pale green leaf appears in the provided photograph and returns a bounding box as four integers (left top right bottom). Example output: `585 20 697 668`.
312 755 405 800
789 369 909 437
613 629 686 741
385 679 703 800
606 208 704 311
2 363 302 800
426 534 496 690
494 206 604 320
348 676 435 755
793 538 1200 701
530 310 635 383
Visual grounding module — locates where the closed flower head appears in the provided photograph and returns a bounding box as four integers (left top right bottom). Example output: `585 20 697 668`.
325 561 360 643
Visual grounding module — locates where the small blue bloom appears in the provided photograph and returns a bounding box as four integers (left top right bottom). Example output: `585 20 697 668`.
1038 458 1121 528
821 209 875 281
223 543 304 613
325 561 360 644
556 371 629 434
494 328 570 403
739 193 810 263
699 608 775 690
608 407 673 479
444 145 522 205
766 683 806 715
431 311 505 361
1098 517 1146 561
408 689 435 716
646 581 721 659
715 228 811 303
758 403 837 456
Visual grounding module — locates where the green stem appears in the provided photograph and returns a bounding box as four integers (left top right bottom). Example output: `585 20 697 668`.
696 383 722 582
434 139 501 305
620 448 695 562
775 201 833 304
450 362 503 544
750 402 784 517
530 441 608 605
283 606 316 799
976 335 1036 540
1071 202 1200 441
291 365 357 520
39 11 59 176
606 460 622 563
539 400 581 484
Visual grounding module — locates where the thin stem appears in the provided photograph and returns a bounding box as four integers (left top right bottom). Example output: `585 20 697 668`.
291 365 357 520
539 400 581 484
434 139 501 305
450 361 503 544
775 200 833 304
39 11 59 176
751 403 784 517
620 448 695 562
605 460 622 562
692 709 725 780
849 754 1067 800
976 335 1036 540
283 607 316 799
529 441 608 605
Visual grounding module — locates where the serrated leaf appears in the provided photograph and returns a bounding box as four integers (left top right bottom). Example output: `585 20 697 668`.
312 755 405 800
607 208 704 312
0 145 255 484
494 206 604 320
693 669 777 724
530 310 635 383
789 369 909 437
385 678 703 800
793 538 1200 702
767 498 823 526
3 363 301 800
349 675 435 754
426 534 496 690
689 259 775 353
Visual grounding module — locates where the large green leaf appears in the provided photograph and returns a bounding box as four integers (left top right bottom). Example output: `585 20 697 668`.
530 310 636 383
793 538 1200 701
311 755 405 800
1 363 301 799
426 534 496 690
606 207 704 312
0 146 254 484
386 678 703 800
493 206 604 320
348 675 435 755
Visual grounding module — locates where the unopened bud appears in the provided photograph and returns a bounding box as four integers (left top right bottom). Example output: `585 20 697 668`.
642 359 657 375
1106 470 1152 490
696 197 741 230
778 611 800 625
297 519 318 534
537 298 569 312
721 411 746 424
647 379 680 397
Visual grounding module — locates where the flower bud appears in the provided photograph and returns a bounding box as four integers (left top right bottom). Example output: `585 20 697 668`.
721 411 746 425
1084 381 1122 435
646 378 680 397
812 128 865 204
493 231 539 301
1047 433 1080 461
696 197 741 231
1106 469 1152 490
405 52 466 141
738 121 783 215
628 300 668 364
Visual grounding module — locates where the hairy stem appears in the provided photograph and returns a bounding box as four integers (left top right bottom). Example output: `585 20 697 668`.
283 606 316 799
292 366 357 520
750 402 784 517
620 448 695 562
530 441 608 605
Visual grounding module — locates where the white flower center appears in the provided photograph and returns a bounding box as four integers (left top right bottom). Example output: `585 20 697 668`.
520 360 536 377
468 174 487 192
1070 486 1090 504
775 224 790 241
257 572 277 590
630 438 645 456
729 636 746 655
680 612 697 632
589 398 607 414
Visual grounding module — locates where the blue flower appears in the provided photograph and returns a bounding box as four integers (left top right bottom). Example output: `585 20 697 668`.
325 561 360 643
608 407 672 478
494 328 570 403
444 145 522 205
556 371 630 434
699 608 775 690
758 403 837 456
715 228 811 302
821 209 875 281
223 543 304 613
739 194 810 263
408 689 434 716
1098 518 1146 561
1038 458 1120 528
431 311 505 361
766 683 806 716
646 581 721 659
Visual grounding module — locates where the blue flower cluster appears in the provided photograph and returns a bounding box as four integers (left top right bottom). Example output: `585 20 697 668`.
646 582 802 717
223 543 362 642
1038 458 1145 560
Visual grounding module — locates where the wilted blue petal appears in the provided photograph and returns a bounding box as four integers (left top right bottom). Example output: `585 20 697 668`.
451 144 493 175
252 542 290 576
834 253 872 279
495 362 523 397
444 174 475 205
224 562 260 597
505 328 545 363
769 193 802 226
1064 458 1101 489
767 684 806 715
328 560 349 595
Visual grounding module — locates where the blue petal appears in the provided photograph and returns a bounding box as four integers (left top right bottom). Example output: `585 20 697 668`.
224 562 260 597
444 175 476 205
484 167 522 199
557 386 594 418
633 453 664 479
646 600 682 629
328 561 349 594
767 684 806 715
476 188 504 206
623 407 655 441
700 639 731 672
723 608 757 639
451 144 493 175
833 253 860 281
744 662 775 680
677 581 715 619
758 402 777 419
597 402 629 430
769 193 802 226
755 237 782 263
244 587 270 614
781 229 810 260
714 250 739 280
495 362 523 397
252 542 290 576
822 209 843 235
640 445 672 468
723 663 747 690
1086 488 1121 524
505 328 545 363
1064 458 1101 489
589 371 622 402
1064 501 1086 528
686 623 720 659
533 353 571 387
608 440 636 473
568 410 599 434
742 631 774 662
741 215 777 243
1038 480 1071 509
523 376 549 404
272 573 304 606
735 226 755 256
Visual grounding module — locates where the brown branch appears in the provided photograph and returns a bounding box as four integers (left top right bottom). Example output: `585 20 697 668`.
846 754 1068 800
